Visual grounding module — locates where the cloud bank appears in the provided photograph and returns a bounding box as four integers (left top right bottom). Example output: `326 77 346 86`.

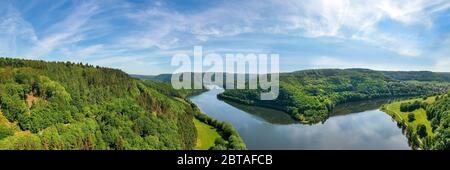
0 0 449 74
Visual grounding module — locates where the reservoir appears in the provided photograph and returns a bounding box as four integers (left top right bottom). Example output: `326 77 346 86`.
190 88 411 150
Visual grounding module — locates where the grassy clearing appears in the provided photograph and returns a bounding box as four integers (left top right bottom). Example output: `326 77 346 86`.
382 97 435 137
193 118 221 150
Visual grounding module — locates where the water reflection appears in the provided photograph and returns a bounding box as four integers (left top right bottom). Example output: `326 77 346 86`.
223 101 297 124
190 89 411 150
331 98 395 116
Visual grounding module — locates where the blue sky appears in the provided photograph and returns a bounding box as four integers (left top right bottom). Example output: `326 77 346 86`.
0 0 449 75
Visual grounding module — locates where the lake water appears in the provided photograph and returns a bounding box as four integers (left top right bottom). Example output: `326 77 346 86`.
189 89 411 150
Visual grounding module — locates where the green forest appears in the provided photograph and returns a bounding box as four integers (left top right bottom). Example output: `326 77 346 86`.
218 69 448 124
424 94 450 149
0 57 244 150
1 57 447 150
382 93 450 150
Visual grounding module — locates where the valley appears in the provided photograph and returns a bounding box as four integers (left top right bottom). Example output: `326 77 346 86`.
1 58 449 150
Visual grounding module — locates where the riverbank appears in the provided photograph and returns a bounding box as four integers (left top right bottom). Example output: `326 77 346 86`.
193 118 221 150
218 91 432 125
191 89 410 150
381 97 435 149
187 95 246 150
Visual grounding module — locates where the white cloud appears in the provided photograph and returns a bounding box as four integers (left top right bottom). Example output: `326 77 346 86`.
311 54 449 72
1 0 449 74
309 56 430 71
89 55 162 75
0 4 38 56
26 2 100 58
61 44 105 58
276 0 450 33
427 35 450 72
272 0 450 57
89 55 148 65
433 58 450 72
376 0 450 27
121 2 261 49
280 0 353 37
352 30 422 57
119 0 449 58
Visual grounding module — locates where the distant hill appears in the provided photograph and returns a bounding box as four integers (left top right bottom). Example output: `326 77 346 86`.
218 68 448 124
131 73 261 88
131 74 172 82
382 71 450 82
133 69 450 124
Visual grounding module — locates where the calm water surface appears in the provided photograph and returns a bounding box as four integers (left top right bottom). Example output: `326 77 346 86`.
189 89 411 150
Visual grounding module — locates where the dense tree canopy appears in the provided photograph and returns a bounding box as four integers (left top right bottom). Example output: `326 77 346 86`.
401 101 423 112
426 93 450 150
0 57 243 150
382 71 450 82
219 69 446 124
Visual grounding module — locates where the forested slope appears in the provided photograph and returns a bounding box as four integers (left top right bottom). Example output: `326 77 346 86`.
0 57 199 149
0 57 244 150
426 93 450 149
218 69 446 124
382 71 450 82
381 92 449 150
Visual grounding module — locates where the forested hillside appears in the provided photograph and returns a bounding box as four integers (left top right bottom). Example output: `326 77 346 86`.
131 74 172 82
381 92 449 150
218 69 446 124
425 93 450 149
382 71 450 82
0 57 244 150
